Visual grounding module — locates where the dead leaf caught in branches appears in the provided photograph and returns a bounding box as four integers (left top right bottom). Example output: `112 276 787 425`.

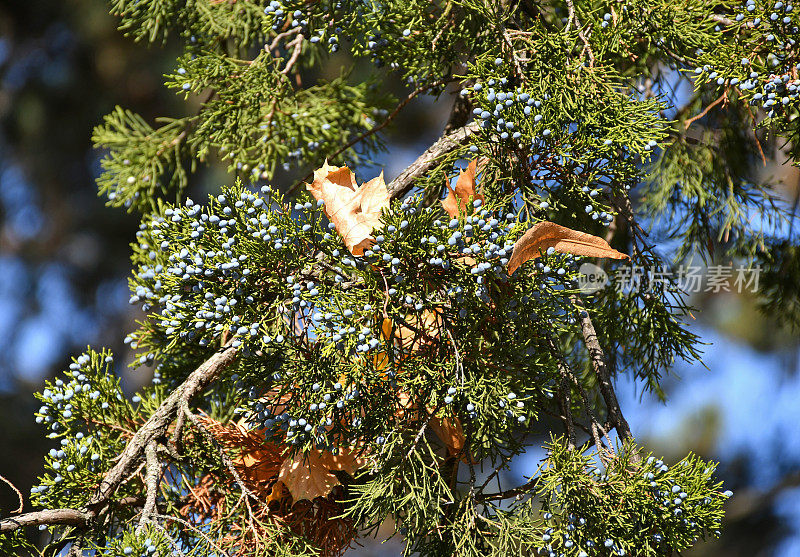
507 221 629 275
441 159 485 218
306 161 390 256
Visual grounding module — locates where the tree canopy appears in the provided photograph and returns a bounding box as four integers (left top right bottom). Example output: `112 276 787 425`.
2 0 799 556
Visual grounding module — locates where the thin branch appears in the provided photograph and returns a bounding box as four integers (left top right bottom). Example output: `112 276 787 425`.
556 366 576 450
573 301 637 457
1 346 237 533
0 474 24 514
565 0 595 66
67 535 84 557
477 477 539 502
281 34 305 76
267 27 301 53
684 91 728 130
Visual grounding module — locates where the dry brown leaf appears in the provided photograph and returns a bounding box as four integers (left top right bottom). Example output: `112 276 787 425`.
306 161 390 256
381 309 443 355
441 159 485 218
507 221 629 275
429 415 465 454
278 448 366 502
394 391 473 463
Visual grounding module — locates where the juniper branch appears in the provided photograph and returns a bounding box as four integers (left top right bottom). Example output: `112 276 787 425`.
137 441 161 531
87 342 237 510
0 509 93 533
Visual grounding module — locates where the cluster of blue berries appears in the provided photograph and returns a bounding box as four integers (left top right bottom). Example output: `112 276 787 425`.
128 186 324 357
32 351 128 510
466 78 545 147
540 511 625 557
241 377 366 450
99 528 174 557
263 1 287 31
536 448 729 557
694 1 799 123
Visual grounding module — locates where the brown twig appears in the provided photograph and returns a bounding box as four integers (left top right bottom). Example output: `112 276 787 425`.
573 301 637 459
281 34 305 76
684 91 728 130
1 346 237 533
268 27 301 53
0 474 24 514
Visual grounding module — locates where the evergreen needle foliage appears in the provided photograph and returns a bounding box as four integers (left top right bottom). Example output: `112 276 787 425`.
3 0 799 556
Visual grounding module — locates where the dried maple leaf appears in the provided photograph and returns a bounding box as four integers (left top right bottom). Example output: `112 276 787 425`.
441 159 485 218
306 161 390 256
507 221 629 275
278 448 366 502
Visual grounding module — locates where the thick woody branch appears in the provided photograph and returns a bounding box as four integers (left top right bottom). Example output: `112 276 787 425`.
387 121 480 200
137 441 161 531
0 509 93 533
574 304 637 453
87 343 237 510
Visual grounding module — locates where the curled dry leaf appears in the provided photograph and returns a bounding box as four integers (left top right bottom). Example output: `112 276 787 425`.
278 447 367 502
429 415 473 463
507 221 629 275
306 161 390 256
441 159 485 218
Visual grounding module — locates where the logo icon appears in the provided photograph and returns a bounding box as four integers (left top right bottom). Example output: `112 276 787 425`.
577 262 608 294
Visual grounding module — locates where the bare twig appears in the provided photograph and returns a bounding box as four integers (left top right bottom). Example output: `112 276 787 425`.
0 474 24 514
67 536 84 557
477 476 539 502
684 91 728 130
267 27 301 53
556 366 576 450
573 302 637 458
281 34 305 76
